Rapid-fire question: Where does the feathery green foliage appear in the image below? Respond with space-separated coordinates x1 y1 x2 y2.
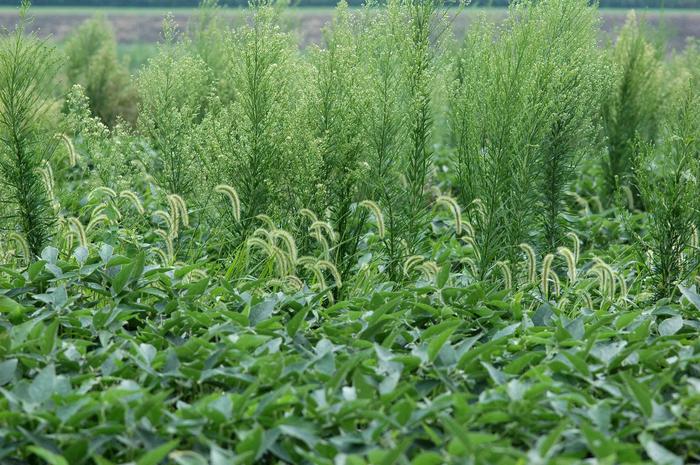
635 79 700 298
450 0 606 275
308 1 367 276
0 1 59 256
137 16 210 196
198 2 316 237
601 12 662 206
64 16 138 126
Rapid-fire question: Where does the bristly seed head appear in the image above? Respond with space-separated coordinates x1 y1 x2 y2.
214 184 241 222
68 217 88 248
495 260 512 290
119 190 145 215
359 200 385 238
435 195 463 236
519 243 537 284
541 253 554 298
557 246 577 283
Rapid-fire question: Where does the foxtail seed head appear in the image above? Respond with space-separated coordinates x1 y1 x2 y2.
168 194 189 228
495 261 512 290
57 133 78 166
359 200 385 238
150 247 169 266
461 257 478 277
299 208 318 224
247 236 274 257
119 190 145 215
557 247 577 283
617 272 628 300
403 255 425 276
284 275 304 292
214 184 241 222
317 260 342 288
153 210 176 237
270 245 293 277
591 259 615 301
621 185 635 211
461 222 476 239
68 217 88 248
253 228 272 241
39 162 54 197
166 197 180 233
87 214 109 233
302 261 327 290
566 232 581 263
519 243 537 284
310 221 337 243
186 269 208 281
7 232 30 264
435 195 463 236
470 198 487 223
88 186 117 201
417 261 439 281
310 229 330 259
463 236 481 262
541 253 555 298
548 270 560 297
154 229 174 262
581 291 593 310
256 214 276 230
271 229 298 264
566 191 590 215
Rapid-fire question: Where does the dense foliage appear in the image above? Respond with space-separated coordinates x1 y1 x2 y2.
1 0 700 464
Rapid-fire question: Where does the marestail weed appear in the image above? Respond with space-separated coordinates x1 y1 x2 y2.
0 1 60 257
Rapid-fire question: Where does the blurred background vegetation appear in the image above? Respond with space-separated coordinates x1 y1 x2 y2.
0 0 696 6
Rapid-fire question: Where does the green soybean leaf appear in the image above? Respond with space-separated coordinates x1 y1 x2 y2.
427 325 457 362
622 372 653 418
136 440 179 465
658 316 683 336
28 446 69 465
0 358 18 386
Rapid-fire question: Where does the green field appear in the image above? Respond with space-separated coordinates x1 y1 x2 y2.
1 0 700 464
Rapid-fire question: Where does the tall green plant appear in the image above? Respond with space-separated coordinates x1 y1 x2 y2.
401 0 442 254
189 0 228 82
635 81 700 299
308 1 368 275
601 12 661 206
137 16 210 196
0 2 59 257
198 2 316 237
64 16 137 126
449 0 605 276
354 0 406 278
355 0 445 279
533 0 605 251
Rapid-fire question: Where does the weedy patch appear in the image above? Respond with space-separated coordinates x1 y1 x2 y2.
1 0 700 464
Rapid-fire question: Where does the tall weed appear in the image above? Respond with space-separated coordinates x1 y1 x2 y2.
0 2 60 256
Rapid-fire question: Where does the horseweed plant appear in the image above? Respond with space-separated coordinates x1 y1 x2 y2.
601 12 662 206
0 1 59 257
634 79 700 298
449 0 604 277
64 16 137 126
